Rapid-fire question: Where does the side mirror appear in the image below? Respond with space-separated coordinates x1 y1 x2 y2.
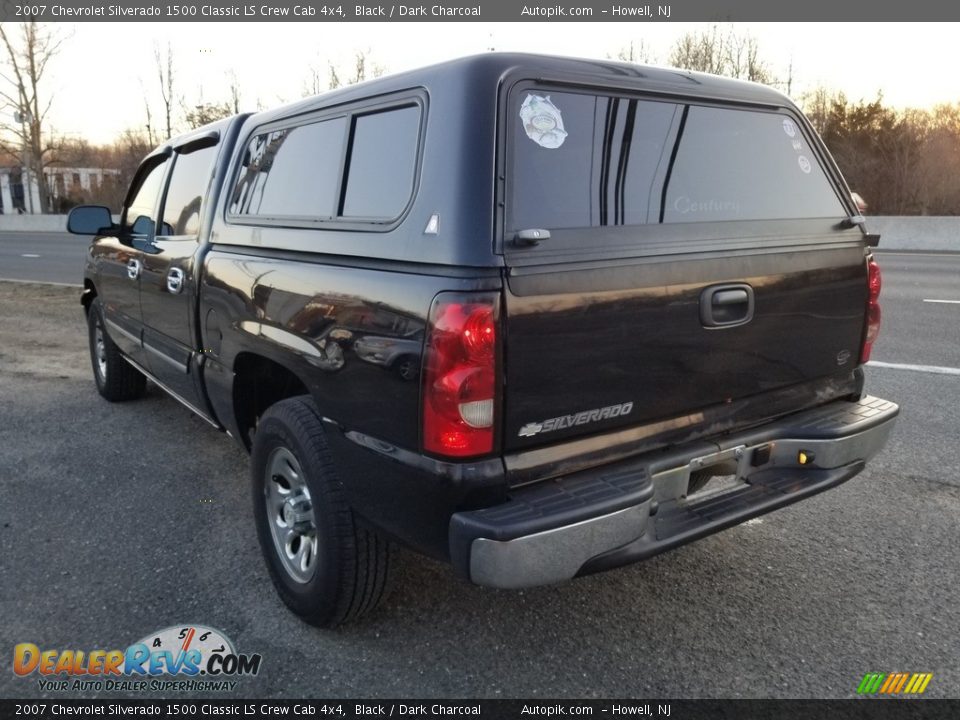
67 205 116 235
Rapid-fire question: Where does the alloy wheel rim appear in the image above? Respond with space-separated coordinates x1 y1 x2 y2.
398 358 417 380
94 319 108 380
264 446 318 584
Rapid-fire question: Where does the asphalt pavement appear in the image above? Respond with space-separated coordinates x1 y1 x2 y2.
0 232 87 286
0 242 958 700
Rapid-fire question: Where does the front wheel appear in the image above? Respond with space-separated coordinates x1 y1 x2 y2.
251 396 390 627
87 297 146 402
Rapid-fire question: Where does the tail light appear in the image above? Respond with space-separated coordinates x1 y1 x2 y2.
860 258 882 363
422 292 499 457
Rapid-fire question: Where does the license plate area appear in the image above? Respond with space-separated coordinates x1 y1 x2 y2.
683 471 745 504
652 445 751 505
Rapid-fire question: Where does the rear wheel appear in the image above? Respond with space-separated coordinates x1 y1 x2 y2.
393 355 420 381
251 395 390 627
87 297 146 402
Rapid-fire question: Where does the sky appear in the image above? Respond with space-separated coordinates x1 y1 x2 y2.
25 21 960 145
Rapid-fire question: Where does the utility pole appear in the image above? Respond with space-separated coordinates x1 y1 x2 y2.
14 108 33 213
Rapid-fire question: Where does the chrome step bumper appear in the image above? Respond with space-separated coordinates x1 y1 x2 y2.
450 396 898 589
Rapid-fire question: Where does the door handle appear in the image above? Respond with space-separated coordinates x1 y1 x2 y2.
167 267 185 294
127 259 141 280
700 283 754 328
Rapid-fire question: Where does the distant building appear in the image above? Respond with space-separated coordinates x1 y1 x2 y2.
0 157 119 214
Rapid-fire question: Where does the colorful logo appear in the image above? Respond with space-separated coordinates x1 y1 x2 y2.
13 625 261 693
857 672 933 695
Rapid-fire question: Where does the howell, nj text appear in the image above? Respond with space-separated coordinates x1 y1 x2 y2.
611 705 672 716
603 4 672 16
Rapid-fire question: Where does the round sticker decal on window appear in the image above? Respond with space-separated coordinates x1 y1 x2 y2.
520 94 568 149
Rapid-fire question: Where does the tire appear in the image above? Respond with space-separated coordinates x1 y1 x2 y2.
87 297 147 402
393 355 420 382
251 395 390 628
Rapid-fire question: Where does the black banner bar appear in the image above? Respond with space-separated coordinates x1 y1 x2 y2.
2 700 959 720
1 0 959 22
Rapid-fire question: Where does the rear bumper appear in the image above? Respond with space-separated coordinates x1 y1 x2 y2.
449 395 898 589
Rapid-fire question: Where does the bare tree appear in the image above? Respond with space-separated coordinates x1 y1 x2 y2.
350 50 384 84
181 69 242 128
668 25 772 83
101 129 154 210
724 33 771 83
799 86 835 135
0 21 65 213
138 79 157 146
184 101 232 129
352 52 367 84
323 50 384 93
668 25 726 75
154 42 176 140
611 40 656 64
303 65 325 97
783 57 794 97
800 88 960 215
327 62 341 90
227 70 241 114
918 105 960 215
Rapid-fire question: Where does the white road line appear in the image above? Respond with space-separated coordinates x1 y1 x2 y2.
0 277 82 288
20 253 40 258
923 299 960 304
868 361 960 376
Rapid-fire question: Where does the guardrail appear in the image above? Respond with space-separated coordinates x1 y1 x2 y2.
0 214 956 251
864 217 958 252
0 215 68 232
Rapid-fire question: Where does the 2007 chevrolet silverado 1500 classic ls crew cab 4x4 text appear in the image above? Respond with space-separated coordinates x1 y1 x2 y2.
68 54 898 627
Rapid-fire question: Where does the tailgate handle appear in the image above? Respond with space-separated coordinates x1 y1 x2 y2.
700 283 754 328
514 228 551 246
713 289 748 306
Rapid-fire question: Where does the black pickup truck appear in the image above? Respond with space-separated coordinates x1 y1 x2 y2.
68 53 898 627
